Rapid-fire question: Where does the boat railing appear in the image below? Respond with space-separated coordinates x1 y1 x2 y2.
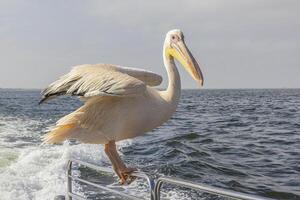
59 159 274 200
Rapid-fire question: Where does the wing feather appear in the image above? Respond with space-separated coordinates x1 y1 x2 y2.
111 65 162 86
39 64 148 104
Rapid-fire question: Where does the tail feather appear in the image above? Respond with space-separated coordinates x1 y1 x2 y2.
42 124 75 144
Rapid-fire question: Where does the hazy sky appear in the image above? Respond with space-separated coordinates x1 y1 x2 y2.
0 0 299 89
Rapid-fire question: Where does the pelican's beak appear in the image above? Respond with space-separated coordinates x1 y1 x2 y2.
168 40 204 86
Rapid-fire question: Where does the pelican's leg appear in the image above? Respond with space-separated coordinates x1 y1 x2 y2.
104 141 137 184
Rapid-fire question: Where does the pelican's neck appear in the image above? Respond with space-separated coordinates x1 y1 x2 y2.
162 47 181 106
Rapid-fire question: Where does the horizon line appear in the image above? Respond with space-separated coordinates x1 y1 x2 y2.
1 87 299 91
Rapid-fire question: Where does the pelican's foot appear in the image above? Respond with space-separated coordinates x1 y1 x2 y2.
118 167 137 185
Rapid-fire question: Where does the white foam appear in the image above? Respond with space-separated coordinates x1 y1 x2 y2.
0 115 131 200
0 116 190 200
0 116 71 200
1 145 65 199
0 116 44 148
0 140 108 200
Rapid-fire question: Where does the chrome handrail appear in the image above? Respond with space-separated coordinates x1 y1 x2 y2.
64 159 275 200
66 159 156 200
155 176 273 200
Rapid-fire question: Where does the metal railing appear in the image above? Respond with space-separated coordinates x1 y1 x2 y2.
66 159 155 200
64 159 274 200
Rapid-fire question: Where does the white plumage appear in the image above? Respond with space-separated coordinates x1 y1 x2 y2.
40 64 162 103
40 29 204 184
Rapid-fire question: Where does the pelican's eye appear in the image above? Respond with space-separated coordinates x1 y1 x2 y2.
172 35 176 40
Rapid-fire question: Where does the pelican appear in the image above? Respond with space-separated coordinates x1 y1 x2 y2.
40 29 204 184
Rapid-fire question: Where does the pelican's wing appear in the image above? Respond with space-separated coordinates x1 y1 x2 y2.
110 65 162 86
39 64 158 104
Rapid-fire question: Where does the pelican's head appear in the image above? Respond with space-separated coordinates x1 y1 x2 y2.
164 29 204 86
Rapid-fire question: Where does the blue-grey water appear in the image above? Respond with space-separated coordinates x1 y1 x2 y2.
0 89 299 200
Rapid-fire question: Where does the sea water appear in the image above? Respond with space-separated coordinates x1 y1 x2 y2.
0 89 299 200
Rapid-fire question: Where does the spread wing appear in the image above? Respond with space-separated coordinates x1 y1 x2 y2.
39 64 162 104
108 65 162 86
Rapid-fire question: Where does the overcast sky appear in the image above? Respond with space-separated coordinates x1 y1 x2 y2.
0 0 299 89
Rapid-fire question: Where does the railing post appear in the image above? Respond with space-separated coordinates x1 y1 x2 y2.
154 179 163 200
66 160 73 200
145 175 156 200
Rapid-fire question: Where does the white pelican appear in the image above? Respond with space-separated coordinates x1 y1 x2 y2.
40 29 204 184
